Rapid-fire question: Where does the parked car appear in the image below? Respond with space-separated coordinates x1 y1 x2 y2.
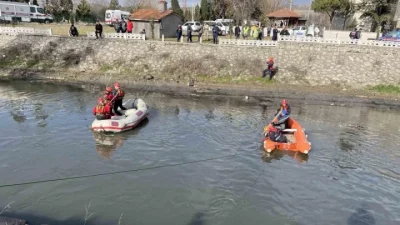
289 25 322 37
203 21 229 35
289 26 307 37
182 21 201 33
378 30 400 42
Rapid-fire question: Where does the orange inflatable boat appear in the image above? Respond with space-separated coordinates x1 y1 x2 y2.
263 117 311 154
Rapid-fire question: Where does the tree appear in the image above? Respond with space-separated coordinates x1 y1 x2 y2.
184 9 192 22
210 0 228 19
60 0 74 22
229 0 261 23
312 0 342 29
125 0 154 12
150 18 155 39
171 0 183 17
358 0 397 37
33 0 39 6
195 4 201 21
200 0 209 20
108 0 120 10
338 0 356 30
76 0 91 22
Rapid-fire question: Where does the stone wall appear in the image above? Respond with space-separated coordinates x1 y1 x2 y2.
0 35 399 88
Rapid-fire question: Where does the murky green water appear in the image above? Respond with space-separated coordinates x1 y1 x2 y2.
0 81 399 225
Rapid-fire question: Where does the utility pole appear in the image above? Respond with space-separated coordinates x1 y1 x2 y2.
289 0 293 10
183 0 187 12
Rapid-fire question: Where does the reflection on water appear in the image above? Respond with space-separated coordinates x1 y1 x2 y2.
93 133 124 160
0 81 400 225
92 118 150 160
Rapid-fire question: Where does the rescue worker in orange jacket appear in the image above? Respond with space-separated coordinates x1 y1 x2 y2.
92 97 112 120
113 82 127 116
262 56 275 80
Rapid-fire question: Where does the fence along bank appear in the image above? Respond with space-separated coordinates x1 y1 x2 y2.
0 1 53 23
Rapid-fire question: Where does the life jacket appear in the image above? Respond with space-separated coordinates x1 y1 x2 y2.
116 88 125 100
95 104 105 116
244 26 249 35
95 104 106 119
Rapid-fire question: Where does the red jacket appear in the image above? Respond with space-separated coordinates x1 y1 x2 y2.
92 104 112 119
127 21 133 32
104 92 114 102
267 59 274 69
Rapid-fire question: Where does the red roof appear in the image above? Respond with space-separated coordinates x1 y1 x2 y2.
130 9 175 21
267 8 301 18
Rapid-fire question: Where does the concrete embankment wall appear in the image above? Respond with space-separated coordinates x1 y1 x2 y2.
0 35 399 87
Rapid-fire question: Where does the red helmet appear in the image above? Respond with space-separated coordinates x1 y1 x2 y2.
114 82 120 87
282 99 287 106
106 87 112 92
98 97 104 104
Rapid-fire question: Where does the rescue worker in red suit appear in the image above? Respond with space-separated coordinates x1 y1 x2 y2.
92 97 112 120
104 87 114 101
113 82 127 116
262 56 274 80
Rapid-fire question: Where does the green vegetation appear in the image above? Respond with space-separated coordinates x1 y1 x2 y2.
108 0 120 10
76 0 93 23
171 0 184 18
196 74 277 85
368 85 400 94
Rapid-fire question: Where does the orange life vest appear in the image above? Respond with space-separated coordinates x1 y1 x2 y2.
95 104 105 116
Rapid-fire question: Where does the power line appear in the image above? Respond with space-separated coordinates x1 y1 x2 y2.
0 153 237 188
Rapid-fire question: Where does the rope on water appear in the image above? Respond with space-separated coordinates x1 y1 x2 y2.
0 153 237 188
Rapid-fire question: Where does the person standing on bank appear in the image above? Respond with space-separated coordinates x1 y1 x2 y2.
113 82 127 116
234 24 241 39
198 23 204 42
212 25 219 44
95 20 103 39
272 25 278 41
187 24 193 43
127 20 133 33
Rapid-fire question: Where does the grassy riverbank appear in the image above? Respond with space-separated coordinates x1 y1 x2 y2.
368 85 400 94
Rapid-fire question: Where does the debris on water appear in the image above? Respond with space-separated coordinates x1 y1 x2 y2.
245 96 249 100
330 103 335 106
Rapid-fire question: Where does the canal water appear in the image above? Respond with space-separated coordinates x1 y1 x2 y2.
0 81 399 225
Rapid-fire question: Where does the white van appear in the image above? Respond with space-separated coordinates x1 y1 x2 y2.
105 10 130 26
203 21 229 35
0 1 53 23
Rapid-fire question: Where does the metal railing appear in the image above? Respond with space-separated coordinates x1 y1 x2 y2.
218 36 400 48
87 32 145 41
0 26 52 36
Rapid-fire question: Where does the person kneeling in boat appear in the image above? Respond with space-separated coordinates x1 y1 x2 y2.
113 82 127 116
266 125 287 143
92 97 112 120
